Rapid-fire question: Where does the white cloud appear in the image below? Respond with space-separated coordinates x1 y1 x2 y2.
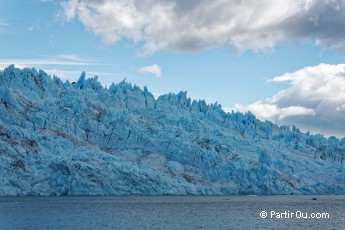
236 63 345 137
0 55 104 70
61 0 345 54
138 64 161 77
0 58 89 68
278 106 316 120
0 56 127 87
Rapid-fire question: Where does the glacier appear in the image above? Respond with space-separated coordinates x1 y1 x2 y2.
0 65 344 196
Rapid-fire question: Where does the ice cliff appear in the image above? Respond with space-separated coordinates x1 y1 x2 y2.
0 65 344 195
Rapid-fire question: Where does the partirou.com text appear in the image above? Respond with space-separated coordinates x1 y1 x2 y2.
260 210 330 219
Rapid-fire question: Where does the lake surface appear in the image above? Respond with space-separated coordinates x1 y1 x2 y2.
0 195 344 229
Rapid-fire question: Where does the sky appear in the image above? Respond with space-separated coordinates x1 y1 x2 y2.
1 0 345 137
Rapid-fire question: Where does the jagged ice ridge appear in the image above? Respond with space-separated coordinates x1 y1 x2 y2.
0 65 344 195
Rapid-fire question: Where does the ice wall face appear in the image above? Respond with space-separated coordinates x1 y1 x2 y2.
0 65 344 196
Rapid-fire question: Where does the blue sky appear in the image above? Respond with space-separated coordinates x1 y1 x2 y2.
1 0 345 137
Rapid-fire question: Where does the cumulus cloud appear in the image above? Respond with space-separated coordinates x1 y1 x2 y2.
138 64 161 77
61 0 345 54
236 63 345 137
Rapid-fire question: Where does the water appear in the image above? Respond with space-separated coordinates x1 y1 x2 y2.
0 195 344 229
